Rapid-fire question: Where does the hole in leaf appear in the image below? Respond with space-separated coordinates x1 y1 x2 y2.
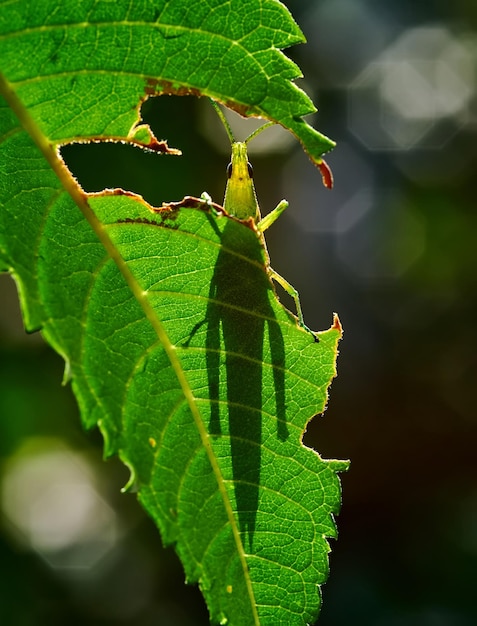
60 96 223 205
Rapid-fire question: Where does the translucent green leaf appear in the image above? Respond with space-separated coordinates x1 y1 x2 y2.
0 1 347 624
0 0 334 164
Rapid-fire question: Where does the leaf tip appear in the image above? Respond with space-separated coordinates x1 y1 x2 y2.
119 456 137 493
61 358 72 385
332 313 342 334
317 158 334 189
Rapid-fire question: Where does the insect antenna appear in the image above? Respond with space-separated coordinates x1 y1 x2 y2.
209 99 236 145
244 121 274 144
209 99 276 146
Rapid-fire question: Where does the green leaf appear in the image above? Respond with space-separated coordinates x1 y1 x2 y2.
0 0 334 163
0 1 346 624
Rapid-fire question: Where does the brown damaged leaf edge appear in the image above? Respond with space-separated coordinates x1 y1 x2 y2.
331 312 343 334
317 159 334 189
159 195 225 214
61 133 181 156
159 196 259 232
88 188 181 223
144 78 252 118
145 77 203 100
90 189 241 231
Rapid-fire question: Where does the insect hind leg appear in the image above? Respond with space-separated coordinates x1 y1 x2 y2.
269 269 317 340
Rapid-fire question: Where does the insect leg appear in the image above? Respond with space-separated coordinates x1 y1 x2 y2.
269 268 316 338
257 200 289 232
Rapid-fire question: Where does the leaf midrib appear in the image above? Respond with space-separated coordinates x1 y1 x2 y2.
0 70 261 624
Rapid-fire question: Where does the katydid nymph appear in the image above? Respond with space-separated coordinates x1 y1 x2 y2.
211 100 317 336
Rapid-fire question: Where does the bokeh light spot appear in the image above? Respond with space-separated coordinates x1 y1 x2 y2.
348 26 475 150
1 439 119 570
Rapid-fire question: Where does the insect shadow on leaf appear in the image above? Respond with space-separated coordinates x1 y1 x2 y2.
182 212 288 549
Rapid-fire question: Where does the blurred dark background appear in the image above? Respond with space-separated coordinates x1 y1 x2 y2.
1 1 477 624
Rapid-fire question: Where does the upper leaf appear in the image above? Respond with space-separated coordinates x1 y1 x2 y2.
0 0 334 162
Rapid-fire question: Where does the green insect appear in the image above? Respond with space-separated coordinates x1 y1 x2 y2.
211 100 330 335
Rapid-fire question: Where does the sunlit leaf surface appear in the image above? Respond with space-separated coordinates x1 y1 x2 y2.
0 2 346 624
